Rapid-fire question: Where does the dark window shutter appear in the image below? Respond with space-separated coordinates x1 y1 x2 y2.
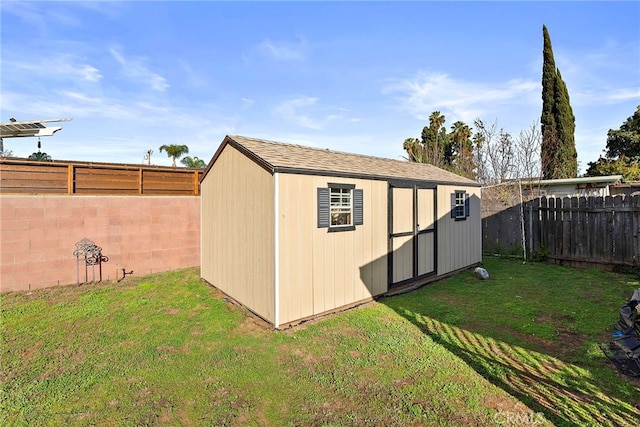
450 193 456 218
465 193 470 218
354 189 363 225
317 187 330 228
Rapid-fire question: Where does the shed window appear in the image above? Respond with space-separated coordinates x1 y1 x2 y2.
331 188 352 226
450 190 470 221
318 184 363 231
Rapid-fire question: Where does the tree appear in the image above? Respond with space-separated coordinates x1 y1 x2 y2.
429 111 446 166
473 119 514 185
0 138 13 158
585 105 640 179
159 144 189 167
514 121 542 186
585 155 640 181
540 25 577 179
402 112 479 180
402 137 426 163
450 121 475 179
604 105 640 159
180 156 207 168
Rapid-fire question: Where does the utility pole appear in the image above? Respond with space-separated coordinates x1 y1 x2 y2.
144 149 153 165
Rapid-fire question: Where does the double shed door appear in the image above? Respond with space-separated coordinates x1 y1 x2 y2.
389 183 437 287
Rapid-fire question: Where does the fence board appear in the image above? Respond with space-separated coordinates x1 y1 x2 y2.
569 197 578 259
594 197 604 261
578 197 587 259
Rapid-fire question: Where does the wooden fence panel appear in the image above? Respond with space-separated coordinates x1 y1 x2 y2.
524 195 640 266
0 159 201 196
482 205 523 254
486 195 640 267
0 162 68 193
75 167 139 193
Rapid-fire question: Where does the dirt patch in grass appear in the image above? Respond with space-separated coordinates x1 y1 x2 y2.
482 393 533 414
21 341 43 359
230 314 272 337
155 345 180 354
533 314 590 357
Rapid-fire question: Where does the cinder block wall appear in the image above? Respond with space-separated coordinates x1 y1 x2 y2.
0 195 200 292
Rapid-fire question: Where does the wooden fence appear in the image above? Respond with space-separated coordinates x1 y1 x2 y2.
482 205 524 255
0 158 202 196
527 195 640 266
484 195 640 267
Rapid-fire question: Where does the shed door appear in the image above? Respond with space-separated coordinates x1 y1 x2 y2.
389 184 436 288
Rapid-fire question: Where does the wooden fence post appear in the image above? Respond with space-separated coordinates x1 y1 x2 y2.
67 164 74 194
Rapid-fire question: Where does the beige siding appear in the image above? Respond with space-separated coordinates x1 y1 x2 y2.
201 145 275 323
436 185 482 275
277 174 388 325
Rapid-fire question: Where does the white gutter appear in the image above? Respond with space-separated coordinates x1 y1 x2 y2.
274 172 280 329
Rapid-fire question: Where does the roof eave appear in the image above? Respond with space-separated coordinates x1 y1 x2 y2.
272 166 481 186
200 135 277 183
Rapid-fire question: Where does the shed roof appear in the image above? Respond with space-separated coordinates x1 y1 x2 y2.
203 135 479 186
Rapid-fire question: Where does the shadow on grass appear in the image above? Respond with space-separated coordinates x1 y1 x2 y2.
385 303 639 426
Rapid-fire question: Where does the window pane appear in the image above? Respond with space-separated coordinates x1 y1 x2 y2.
330 188 352 226
331 213 351 226
454 191 466 218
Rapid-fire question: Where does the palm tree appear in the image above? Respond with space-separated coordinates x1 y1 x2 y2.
180 156 206 168
429 111 446 166
451 121 472 152
450 121 474 179
159 144 189 167
403 137 427 163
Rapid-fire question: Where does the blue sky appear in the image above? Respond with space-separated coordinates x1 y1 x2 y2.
1 1 639 173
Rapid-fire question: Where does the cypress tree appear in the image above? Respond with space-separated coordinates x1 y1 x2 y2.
541 25 577 179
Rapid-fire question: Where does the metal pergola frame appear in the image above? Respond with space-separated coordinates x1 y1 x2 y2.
0 118 72 139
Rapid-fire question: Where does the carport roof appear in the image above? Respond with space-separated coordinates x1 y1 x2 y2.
203 135 480 186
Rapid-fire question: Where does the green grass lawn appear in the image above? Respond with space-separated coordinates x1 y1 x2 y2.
1 258 639 426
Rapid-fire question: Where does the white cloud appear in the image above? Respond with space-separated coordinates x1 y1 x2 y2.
79 64 102 82
273 96 322 130
109 47 169 92
5 54 102 83
271 96 363 131
257 37 307 61
382 72 539 124
574 88 640 105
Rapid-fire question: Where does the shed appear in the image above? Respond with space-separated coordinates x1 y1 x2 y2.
201 135 482 328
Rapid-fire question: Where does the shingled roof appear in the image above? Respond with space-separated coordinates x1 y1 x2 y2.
203 135 479 186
